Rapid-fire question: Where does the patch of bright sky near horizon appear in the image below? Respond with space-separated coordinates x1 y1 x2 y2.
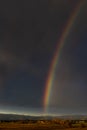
0 105 44 116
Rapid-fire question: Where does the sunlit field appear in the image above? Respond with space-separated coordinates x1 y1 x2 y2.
0 119 87 130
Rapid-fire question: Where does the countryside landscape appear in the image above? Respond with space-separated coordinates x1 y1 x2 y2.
0 114 87 129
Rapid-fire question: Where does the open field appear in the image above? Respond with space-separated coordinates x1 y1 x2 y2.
0 124 87 130
0 122 87 130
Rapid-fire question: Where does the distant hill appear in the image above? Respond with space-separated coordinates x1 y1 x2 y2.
0 113 53 120
57 115 87 120
0 113 87 120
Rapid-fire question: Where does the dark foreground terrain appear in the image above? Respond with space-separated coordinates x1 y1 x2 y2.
0 124 87 130
0 119 87 130
0 125 87 130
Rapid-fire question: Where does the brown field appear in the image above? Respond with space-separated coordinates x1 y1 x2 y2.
0 123 87 130
0 119 87 130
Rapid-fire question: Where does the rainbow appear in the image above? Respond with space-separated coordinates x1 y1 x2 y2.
43 1 84 112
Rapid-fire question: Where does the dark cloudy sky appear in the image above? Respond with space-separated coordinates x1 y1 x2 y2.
0 0 87 115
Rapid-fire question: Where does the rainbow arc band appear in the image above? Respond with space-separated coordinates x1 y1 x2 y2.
43 1 84 113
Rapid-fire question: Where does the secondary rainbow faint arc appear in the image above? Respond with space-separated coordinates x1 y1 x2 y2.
43 1 84 112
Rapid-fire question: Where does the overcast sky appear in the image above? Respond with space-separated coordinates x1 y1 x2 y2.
0 0 87 115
